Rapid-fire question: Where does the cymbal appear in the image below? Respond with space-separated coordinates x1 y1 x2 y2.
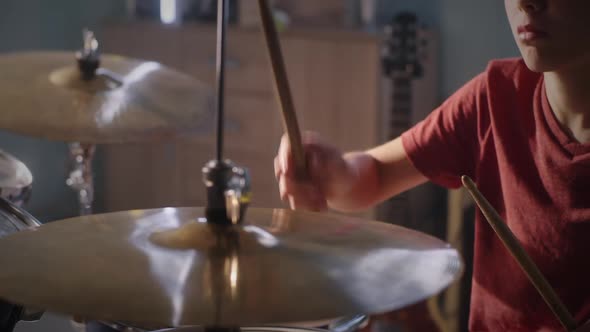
0 51 214 143
0 207 462 327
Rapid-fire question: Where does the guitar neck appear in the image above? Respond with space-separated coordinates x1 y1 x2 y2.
389 74 413 138
379 12 422 227
383 72 413 225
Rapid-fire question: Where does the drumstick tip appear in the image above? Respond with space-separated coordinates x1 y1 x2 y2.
461 175 473 188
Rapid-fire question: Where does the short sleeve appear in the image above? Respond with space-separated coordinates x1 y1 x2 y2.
401 72 488 189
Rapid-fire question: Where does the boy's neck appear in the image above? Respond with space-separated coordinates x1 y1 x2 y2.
544 59 590 144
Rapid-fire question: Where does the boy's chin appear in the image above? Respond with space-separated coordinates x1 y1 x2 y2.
518 45 564 73
520 46 590 73
521 55 559 73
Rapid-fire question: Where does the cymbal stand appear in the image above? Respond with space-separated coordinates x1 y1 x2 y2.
202 0 250 227
203 227 242 332
198 2 249 331
66 143 96 216
66 29 100 216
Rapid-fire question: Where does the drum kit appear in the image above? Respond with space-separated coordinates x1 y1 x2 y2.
0 1 465 332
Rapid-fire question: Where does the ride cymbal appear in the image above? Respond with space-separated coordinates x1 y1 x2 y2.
0 207 462 327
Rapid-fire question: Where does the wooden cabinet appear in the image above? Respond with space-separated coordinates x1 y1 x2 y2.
99 20 381 216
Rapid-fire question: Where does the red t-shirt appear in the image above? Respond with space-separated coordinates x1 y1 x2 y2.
402 58 590 331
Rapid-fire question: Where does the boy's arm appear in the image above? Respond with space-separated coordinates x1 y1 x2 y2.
328 137 428 212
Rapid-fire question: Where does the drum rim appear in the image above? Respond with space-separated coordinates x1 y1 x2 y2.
0 197 41 229
105 314 368 332
153 327 329 332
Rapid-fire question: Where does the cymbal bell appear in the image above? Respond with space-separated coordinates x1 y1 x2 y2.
0 208 462 327
0 51 214 143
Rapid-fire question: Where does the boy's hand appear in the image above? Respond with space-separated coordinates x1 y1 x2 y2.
274 132 356 211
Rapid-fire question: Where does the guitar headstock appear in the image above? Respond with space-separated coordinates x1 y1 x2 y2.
382 12 425 78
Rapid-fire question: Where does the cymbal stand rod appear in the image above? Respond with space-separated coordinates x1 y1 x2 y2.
66 143 96 216
214 0 229 162
76 29 100 80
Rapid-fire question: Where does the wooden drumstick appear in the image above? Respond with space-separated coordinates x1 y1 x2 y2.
257 0 307 179
461 175 578 331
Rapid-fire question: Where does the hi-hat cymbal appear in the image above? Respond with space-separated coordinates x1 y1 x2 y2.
0 51 213 143
0 208 462 327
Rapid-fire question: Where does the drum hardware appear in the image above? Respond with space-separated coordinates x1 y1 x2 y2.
0 197 40 230
201 0 251 230
66 142 96 216
65 30 100 216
